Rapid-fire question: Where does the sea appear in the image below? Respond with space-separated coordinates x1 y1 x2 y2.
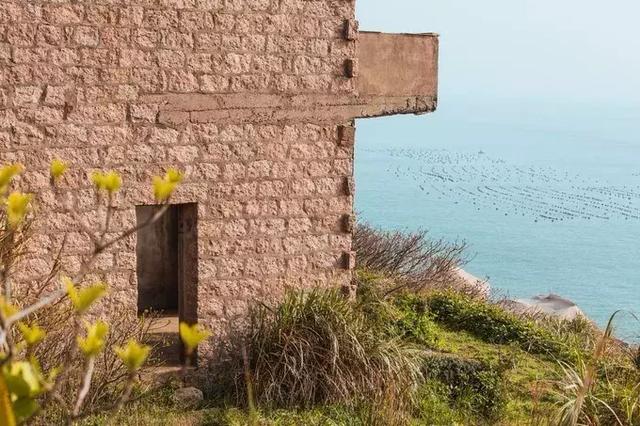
354 98 640 341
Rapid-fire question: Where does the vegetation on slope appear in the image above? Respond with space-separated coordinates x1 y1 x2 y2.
37 223 640 425
83 277 639 425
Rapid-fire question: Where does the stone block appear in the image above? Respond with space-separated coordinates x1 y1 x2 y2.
130 103 158 123
338 124 355 146
344 58 358 78
341 214 354 233
343 19 359 41
341 251 356 270
73 26 100 47
343 176 355 196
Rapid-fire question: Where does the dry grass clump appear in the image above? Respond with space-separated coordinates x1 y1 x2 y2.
353 223 471 295
246 288 426 414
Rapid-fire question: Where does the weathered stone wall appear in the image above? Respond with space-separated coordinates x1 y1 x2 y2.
0 0 358 359
0 0 438 361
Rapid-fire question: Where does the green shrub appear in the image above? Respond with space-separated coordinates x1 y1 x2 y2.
247 289 426 411
422 354 506 420
355 274 443 349
427 292 568 359
0 162 189 424
392 293 443 349
411 380 466 425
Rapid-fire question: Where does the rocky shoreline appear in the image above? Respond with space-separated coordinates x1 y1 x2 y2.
454 268 585 321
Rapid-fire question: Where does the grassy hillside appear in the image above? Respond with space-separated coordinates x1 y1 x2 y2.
77 225 639 426
80 271 639 426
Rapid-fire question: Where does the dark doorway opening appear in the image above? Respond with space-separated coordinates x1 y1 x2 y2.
136 203 198 366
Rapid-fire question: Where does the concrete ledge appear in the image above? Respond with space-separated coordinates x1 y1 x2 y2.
140 93 436 126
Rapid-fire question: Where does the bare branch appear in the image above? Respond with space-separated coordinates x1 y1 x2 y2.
353 222 469 295
72 356 96 417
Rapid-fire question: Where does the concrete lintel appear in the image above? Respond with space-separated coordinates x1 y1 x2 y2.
139 93 436 126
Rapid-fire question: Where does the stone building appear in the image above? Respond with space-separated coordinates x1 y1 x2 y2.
0 0 437 362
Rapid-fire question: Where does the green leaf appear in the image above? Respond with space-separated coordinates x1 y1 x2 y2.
114 340 151 372
12 397 38 423
0 297 18 318
179 322 212 353
165 168 184 184
5 192 32 229
17 323 46 346
0 163 24 195
2 362 42 398
49 158 68 181
65 278 107 314
152 176 177 202
77 321 109 357
91 170 122 194
0 374 17 426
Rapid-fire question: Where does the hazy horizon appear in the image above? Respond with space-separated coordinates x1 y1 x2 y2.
357 0 640 107
355 1 640 337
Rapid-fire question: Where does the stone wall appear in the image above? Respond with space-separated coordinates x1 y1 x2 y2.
0 0 438 361
0 0 358 359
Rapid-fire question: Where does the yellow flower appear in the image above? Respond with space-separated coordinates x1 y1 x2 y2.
91 170 122 194
0 163 24 192
6 192 32 228
49 159 68 181
64 278 107 314
17 323 46 346
179 322 211 354
77 321 109 357
114 340 151 372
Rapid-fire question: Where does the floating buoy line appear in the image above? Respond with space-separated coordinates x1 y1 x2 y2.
369 148 640 222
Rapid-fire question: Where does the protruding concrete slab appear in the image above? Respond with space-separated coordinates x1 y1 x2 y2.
357 32 439 98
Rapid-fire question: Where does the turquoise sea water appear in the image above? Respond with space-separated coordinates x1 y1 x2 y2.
355 99 640 340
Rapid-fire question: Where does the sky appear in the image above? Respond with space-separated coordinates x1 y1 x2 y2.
357 0 640 107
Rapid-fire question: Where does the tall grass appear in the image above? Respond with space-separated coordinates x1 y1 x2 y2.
552 311 640 426
246 288 426 415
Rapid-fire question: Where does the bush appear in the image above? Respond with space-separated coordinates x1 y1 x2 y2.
0 162 198 424
353 223 468 294
421 354 506 420
411 380 466 425
391 293 443 350
354 273 442 350
427 292 568 359
246 288 426 413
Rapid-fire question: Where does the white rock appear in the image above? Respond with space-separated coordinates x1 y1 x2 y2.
502 294 585 321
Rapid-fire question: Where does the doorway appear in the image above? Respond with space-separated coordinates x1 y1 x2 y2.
136 203 198 365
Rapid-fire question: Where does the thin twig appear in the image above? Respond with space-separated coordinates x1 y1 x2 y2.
5 288 66 325
96 204 169 254
72 356 96 417
114 373 136 413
